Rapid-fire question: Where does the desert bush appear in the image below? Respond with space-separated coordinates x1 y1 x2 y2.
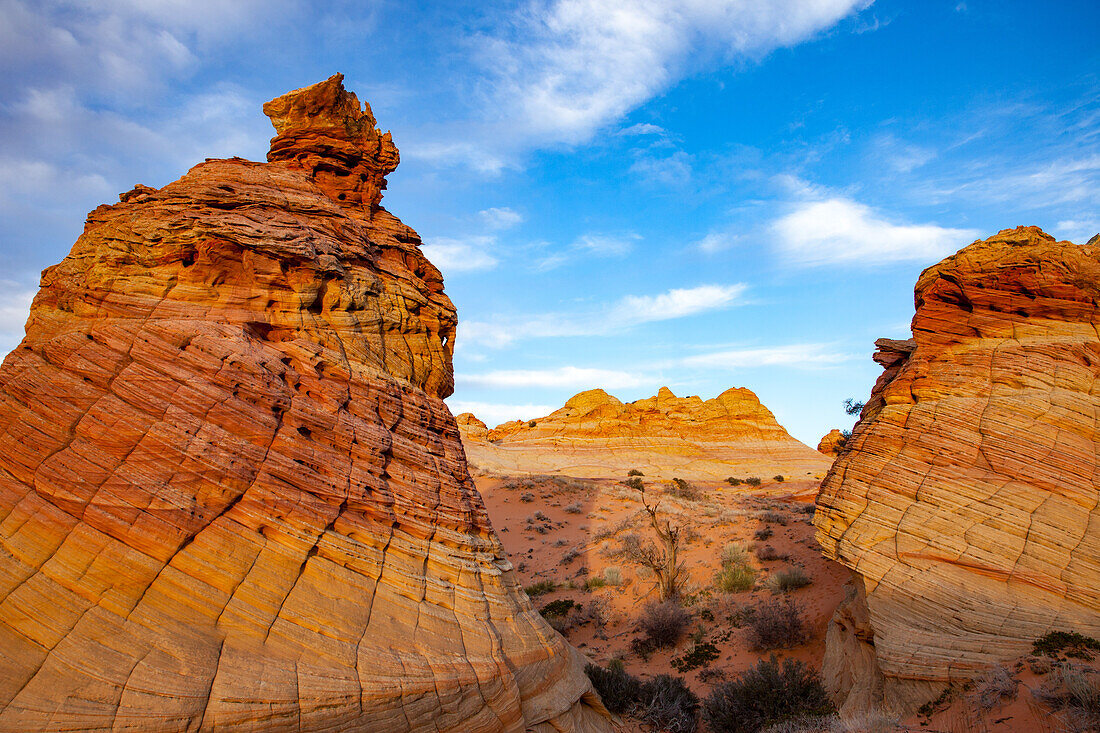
584 575 607 590
1033 630 1100 660
585 660 644 715
563 501 583 514
773 475 785 483
639 674 699 733
672 640 720 672
524 580 556 596
745 477 762 487
560 547 581 565
602 566 623 585
761 510 788 525
628 468 644 476
540 598 580 632
755 526 774 541
1034 662 1100 730
636 600 692 650
755 545 783 562
669 477 703 501
520 492 535 502
766 567 812 593
744 597 809 650
761 712 899 733
727 477 742 486
796 503 816 515
716 543 757 593
971 665 1017 710
703 655 833 733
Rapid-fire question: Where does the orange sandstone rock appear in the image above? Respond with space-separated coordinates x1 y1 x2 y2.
0 75 609 732
458 387 830 480
816 429 846 457
815 227 1100 716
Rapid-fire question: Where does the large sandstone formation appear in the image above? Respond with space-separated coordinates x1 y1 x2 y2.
0 75 609 731
457 386 830 480
815 227 1100 716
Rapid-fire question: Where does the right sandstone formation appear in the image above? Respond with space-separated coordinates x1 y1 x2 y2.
815 226 1100 716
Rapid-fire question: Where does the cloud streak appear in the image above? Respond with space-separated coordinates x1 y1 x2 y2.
457 366 648 390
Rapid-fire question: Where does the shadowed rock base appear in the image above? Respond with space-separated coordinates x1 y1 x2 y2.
0 75 610 732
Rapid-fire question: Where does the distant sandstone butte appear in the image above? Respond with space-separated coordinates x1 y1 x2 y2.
816 429 846 457
815 226 1100 716
0 75 609 732
457 386 830 480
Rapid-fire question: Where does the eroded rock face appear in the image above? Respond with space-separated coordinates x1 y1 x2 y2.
0 75 609 732
815 227 1100 716
817 429 846 457
458 386 830 480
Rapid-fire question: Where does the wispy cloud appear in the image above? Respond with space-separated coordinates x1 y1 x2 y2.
444 399 557 427
771 196 978 266
619 122 667 136
479 206 524 230
457 366 648 389
535 232 641 270
678 343 854 369
420 236 499 273
462 282 748 347
1055 219 1100 243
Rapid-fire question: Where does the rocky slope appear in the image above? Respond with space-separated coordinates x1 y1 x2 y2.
815 227 1100 717
458 386 830 480
0 75 609 732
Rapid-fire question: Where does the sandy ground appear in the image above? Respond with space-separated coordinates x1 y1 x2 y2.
475 471 849 696
475 470 1096 732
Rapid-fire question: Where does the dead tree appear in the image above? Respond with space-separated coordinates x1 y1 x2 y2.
621 477 685 601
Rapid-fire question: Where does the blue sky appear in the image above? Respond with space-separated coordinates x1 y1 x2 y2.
1 1 1097 445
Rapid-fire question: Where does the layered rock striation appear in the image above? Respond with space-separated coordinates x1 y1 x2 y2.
457 386 830 480
817 429 846 457
815 227 1100 716
0 75 609 731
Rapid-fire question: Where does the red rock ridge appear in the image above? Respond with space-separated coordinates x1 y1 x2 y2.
0 75 609 732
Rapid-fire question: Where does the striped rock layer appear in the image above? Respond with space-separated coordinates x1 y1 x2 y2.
815 227 1100 716
458 386 830 481
0 75 609 732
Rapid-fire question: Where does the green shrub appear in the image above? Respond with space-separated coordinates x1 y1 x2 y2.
628 468 644 476
672 640 720 672
585 660 643 715
726 477 742 486
524 580 556 596
1033 631 1100 660
716 543 757 593
773 475 784 483
702 655 833 733
540 598 578 618
669 477 702 501
585 575 608 591
766 567 812 593
745 477 762 487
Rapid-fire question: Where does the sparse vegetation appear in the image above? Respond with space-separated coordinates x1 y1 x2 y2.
773 475 784 483
540 598 580 632
638 674 699 733
585 660 643 715
559 547 580 564
528 420 537 427
628 468 644 476
602 566 622 586
1034 662 1100 731
754 526 774 541
745 477 762 487
1033 631 1100 660
760 510 788 525
563 501 583 514
844 398 864 415
619 476 687 600
755 545 785 562
766 566 812 593
971 665 1017 710
744 597 809 650
672 640 720 672
634 600 692 653
520 492 534 502
702 655 833 733
715 543 757 593
669 477 703 501
523 580 556 596
727 477 742 486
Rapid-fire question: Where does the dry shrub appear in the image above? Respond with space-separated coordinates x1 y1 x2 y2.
563 501 584 514
760 510 789 525
716 543 757 593
971 665 1018 710
745 597 808 650
1034 662 1100 730
766 566 812 593
639 674 699 733
703 655 832 733
669 477 703 501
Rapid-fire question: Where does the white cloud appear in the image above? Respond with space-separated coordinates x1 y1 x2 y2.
440 0 872 164
574 233 639 257
444 399 557 427
0 282 34 359
612 284 747 323
629 150 693 186
457 366 648 389
420 236 499 273
479 206 524 230
619 122 666 136
679 343 854 369
1055 219 1100 243
461 282 748 348
772 197 979 266
694 231 742 253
